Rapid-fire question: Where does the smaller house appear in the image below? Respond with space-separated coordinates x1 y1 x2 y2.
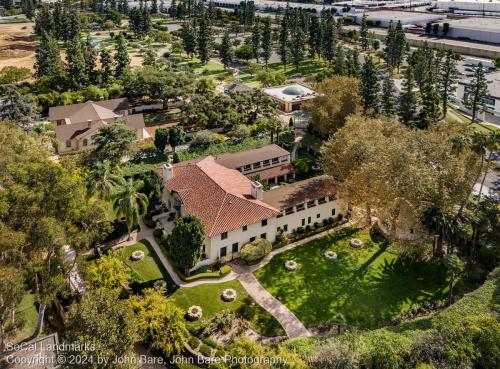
224 82 253 94
49 98 146 153
214 144 295 184
262 83 317 113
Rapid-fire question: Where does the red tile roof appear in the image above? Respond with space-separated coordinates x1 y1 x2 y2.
246 163 296 181
165 157 280 237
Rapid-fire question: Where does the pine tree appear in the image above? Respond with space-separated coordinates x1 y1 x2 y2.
393 21 406 71
83 37 97 84
437 50 461 118
360 13 369 50
151 0 158 13
399 66 417 127
308 15 320 59
360 57 380 115
384 21 396 69
197 9 213 64
464 63 489 123
35 5 54 36
251 17 261 62
53 1 64 39
322 15 336 63
66 37 88 88
114 35 130 77
35 32 63 79
100 48 114 85
346 49 361 78
219 30 233 69
181 22 197 58
333 44 347 76
278 16 289 70
261 17 272 66
291 27 305 72
381 73 396 116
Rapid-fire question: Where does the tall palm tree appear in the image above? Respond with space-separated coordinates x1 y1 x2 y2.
112 179 148 239
444 254 464 305
87 161 126 200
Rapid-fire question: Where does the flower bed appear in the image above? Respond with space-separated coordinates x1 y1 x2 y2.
324 251 338 261
130 250 145 261
284 260 298 271
350 238 364 248
221 288 237 302
187 305 203 321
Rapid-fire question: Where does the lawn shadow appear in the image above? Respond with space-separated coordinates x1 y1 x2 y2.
235 297 285 337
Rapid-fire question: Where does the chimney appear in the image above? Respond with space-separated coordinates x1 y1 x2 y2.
163 163 173 181
251 181 263 200
87 119 92 128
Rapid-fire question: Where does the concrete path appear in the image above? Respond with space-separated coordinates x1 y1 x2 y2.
237 272 311 338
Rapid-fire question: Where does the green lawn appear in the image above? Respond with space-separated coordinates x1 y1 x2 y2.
16 292 38 340
170 280 285 337
255 227 451 329
119 240 175 293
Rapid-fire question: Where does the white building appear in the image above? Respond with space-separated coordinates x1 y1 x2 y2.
444 18 500 44
354 10 446 27
455 69 500 119
433 0 500 15
161 157 343 265
262 83 317 113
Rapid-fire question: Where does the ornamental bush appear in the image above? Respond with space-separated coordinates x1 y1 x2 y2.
240 238 272 263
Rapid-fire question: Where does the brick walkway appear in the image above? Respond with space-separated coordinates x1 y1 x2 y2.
237 272 311 338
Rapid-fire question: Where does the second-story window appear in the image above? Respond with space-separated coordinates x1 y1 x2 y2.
296 203 305 211
261 219 267 226
253 162 261 169
221 232 228 240
285 207 294 215
244 165 251 172
307 200 316 208
272 157 279 164
263 160 270 167
318 197 327 204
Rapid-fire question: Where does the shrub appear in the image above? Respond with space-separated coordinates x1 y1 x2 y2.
215 350 226 358
199 344 212 357
153 228 163 239
338 213 343 221
296 226 305 234
188 336 201 349
219 265 232 276
305 225 312 233
240 238 272 263
189 130 224 149
322 218 329 227
313 222 320 229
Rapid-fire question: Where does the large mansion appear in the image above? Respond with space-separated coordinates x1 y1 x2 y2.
161 153 344 265
49 98 147 153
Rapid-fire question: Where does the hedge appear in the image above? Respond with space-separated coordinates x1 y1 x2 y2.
240 238 272 264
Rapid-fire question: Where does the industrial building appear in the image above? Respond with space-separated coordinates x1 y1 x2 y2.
444 18 500 44
352 10 446 26
433 0 500 16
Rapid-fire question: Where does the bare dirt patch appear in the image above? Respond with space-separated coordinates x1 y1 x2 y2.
0 23 36 71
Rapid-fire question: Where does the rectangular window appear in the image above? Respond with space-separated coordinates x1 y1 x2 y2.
296 203 305 212
329 195 336 202
65 140 72 148
236 167 243 172
308 216 311 224
318 197 327 204
283 224 288 231
253 162 261 169
260 233 267 239
242 225 247 232
220 247 227 258
221 232 228 240
301 218 305 226
307 200 316 208
285 207 294 215
250 236 256 242
272 157 279 164
263 160 270 167
261 219 267 226
232 243 239 253
332 208 336 216
244 165 251 172
280 156 288 162
317 213 321 218
82 139 88 146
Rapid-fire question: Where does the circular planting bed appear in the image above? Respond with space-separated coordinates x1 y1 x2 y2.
187 305 203 321
350 238 364 249
130 250 145 261
324 251 338 261
153 280 167 289
221 288 237 302
285 260 298 271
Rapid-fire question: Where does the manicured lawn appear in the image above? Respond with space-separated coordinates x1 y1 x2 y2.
119 240 175 291
169 280 286 337
16 292 38 340
254 227 450 329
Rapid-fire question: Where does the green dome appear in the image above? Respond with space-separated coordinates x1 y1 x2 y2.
282 86 306 96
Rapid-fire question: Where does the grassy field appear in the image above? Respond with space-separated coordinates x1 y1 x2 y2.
120 240 165 282
170 280 286 337
15 292 38 340
255 227 452 329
